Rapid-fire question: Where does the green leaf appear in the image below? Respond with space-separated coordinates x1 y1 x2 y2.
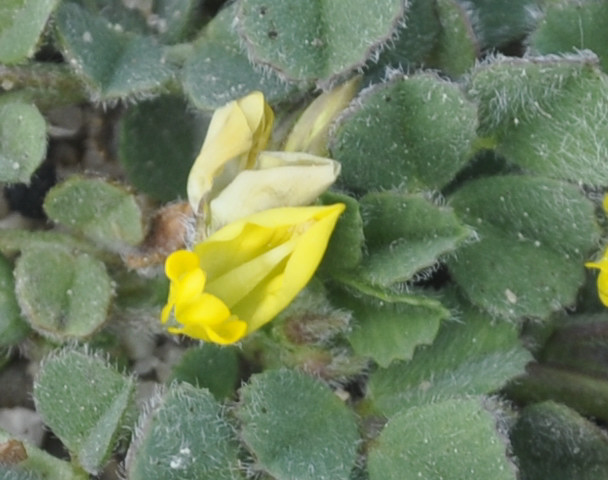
447 175 599 319
319 191 364 275
0 229 102 258
44 177 144 249
367 290 532 416
0 102 47 184
428 0 478 77
530 1 608 72
153 0 199 44
358 192 472 286
55 2 175 101
68 0 148 34
331 73 477 193
125 383 243 480
15 246 113 340
506 362 608 423
0 0 58 64
182 3 298 110
539 312 608 378
0 253 29 346
511 401 608 480
169 344 240 400
368 397 516 480
33 348 136 474
236 0 405 84
236 369 359 480
468 55 608 186
456 0 540 49
0 428 88 480
337 287 448 367
364 0 442 81
118 96 207 202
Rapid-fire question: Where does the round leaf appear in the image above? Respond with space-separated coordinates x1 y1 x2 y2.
183 4 298 110
447 175 600 319
511 401 608 480
126 383 243 480
33 348 135 474
237 0 405 83
368 397 516 480
44 177 144 249
55 2 174 101
0 0 58 64
119 96 206 202
236 369 359 480
0 102 47 184
530 1 608 72
331 74 477 193
468 55 608 186
15 246 113 340
169 344 239 400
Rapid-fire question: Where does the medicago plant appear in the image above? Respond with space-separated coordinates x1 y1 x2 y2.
2 0 608 479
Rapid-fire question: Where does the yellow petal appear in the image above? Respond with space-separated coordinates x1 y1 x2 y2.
168 325 210 342
208 151 341 229
284 77 359 156
598 270 608 306
237 92 274 168
205 236 297 308
163 203 344 343
206 204 341 243
165 250 200 281
160 296 174 324
187 91 274 213
174 269 206 306
195 222 290 281
230 204 345 332
176 292 231 327
587 257 608 306
170 293 247 344
205 316 248 344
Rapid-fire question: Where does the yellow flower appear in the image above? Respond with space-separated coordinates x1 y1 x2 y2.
161 203 345 344
586 256 608 306
186 91 342 231
586 194 608 306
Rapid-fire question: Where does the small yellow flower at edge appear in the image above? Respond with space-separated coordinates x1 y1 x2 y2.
586 256 608 306
586 194 608 306
161 203 345 344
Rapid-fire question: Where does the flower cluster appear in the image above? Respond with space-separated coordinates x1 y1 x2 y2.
162 89 352 344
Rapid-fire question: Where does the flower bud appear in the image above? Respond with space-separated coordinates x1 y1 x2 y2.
187 91 274 214
283 77 359 156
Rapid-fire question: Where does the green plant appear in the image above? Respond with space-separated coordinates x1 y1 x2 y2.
2 1 608 479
